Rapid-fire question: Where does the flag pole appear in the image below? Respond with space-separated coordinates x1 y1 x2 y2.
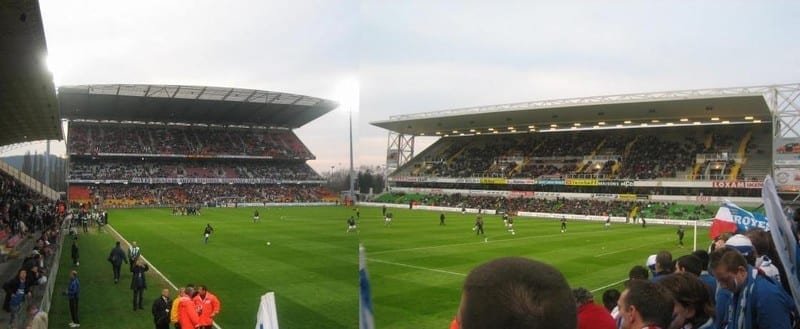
349 108 355 204
693 219 698 251
359 244 375 329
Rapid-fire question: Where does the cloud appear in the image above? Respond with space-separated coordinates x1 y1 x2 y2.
24 0 800 176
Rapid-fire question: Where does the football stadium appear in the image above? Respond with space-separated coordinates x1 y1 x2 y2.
5 1 800 329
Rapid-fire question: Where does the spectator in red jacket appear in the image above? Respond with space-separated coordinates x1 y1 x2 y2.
574 288 616 329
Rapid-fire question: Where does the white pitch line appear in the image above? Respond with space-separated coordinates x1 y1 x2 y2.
370 256 626 293
590 278 628 293
594 246 639 257
369 230 598 255
368 258 467 277
107 225 223 329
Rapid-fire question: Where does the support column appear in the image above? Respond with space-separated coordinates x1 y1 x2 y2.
770 84 800 192
384 131 415 181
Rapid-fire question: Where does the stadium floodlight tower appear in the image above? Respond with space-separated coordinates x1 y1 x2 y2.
768 83 800 195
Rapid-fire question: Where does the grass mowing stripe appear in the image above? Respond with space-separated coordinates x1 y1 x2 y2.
58 206 708 329
594 245 639 257
368 258 467 277
369 229 607 255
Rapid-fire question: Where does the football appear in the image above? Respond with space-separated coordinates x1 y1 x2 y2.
267 242 271 246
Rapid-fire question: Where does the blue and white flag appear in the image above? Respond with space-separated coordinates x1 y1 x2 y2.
762 176 800 314
360 244 375 329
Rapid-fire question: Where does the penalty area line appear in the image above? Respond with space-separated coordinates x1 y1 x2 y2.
368 258 466 277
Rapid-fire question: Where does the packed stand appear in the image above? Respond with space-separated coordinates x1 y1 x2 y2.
377 192 716 219
84 183 327 207
400 125 766 180
615 135 698 180
69 159 320 181
68 123 313 159
0 171 67 329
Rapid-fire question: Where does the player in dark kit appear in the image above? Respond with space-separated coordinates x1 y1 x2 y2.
676 225 685 247
253 210 260 223
439 213 446 226
347 216 357 232
384 212 392 227
203 224 214 244
474 215 484 236
560 216 567 233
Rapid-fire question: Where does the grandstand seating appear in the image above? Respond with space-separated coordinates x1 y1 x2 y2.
68 122 314 159
69 160 319 181
68 186 92 200
375 192 716 219
90 184 326 207
68 121 329 207
395 125 769 181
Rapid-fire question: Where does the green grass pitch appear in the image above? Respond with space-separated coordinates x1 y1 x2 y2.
47 206 710 329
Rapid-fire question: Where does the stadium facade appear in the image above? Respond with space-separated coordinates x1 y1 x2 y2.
59 84 338 207
371 84 800 206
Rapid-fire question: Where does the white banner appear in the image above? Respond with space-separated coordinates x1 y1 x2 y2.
255 292 279 329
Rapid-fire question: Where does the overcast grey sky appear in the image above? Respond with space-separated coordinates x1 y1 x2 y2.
26 0 800 174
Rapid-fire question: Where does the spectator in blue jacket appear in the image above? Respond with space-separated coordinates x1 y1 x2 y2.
66 270 80 328
711 247 796 329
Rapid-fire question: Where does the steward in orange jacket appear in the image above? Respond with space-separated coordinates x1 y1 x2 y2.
193 285 221 329
178 287 200 329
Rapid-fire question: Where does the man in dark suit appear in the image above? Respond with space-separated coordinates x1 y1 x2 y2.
108 241 127 283
152 288 172 329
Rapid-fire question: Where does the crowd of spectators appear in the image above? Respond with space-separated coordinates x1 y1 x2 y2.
405 126 763 180
83 183 328 207
615 135 698 180
0 170 66 328
68 123 313 159
69 160 320 181
514 161 579 178
379 192 716 219
448 203 799 329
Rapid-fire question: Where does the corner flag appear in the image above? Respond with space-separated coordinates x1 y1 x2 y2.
360 244 375 329
762 176 800 314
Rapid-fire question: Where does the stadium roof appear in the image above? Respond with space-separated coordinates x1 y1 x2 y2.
371 85 780 136
0 0 64 145
59 84 338 128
